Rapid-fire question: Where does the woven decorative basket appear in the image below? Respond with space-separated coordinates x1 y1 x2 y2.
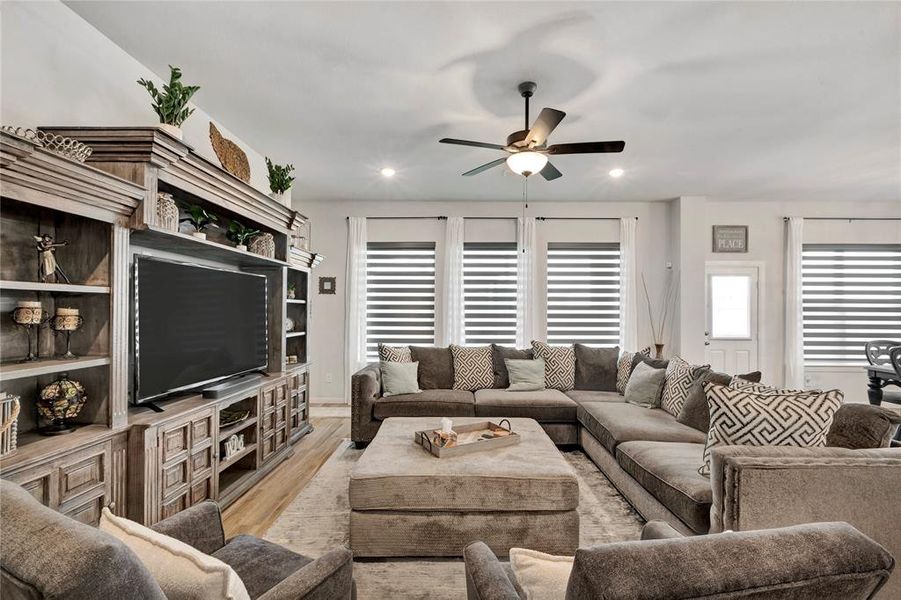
249 232 275 258
156 192 180 232
1 393 20 458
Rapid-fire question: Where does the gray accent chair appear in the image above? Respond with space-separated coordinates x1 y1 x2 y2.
464 520 895 600
0 480 355 600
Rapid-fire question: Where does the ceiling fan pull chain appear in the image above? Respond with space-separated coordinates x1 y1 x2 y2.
522 178 528 254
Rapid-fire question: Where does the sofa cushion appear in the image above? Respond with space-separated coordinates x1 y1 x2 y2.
565 390 624 404
616 347 650 393
378 343 412 362
615 441 711 534
491 344 534 388
213 535 311 600
373 389 474 419
660 356 709 417
451 344 494 391
474 389 577 422
827 403 901 449
573 344 619 391
577 402 707 454
410 346 455 389
532 341 576 391
0 480 165 600
624 362 667 408
677 370 762 432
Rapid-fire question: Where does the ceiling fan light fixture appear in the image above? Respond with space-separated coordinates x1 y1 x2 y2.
506 151 548 177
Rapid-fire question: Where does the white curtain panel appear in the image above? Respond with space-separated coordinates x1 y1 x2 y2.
441 217 466 345
619 217 638 350
344 216 368 402
784 217 805 388
516 216 536 347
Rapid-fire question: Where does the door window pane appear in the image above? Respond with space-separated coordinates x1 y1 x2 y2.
710 275 750 338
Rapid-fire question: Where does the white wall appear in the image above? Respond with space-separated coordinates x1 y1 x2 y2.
1 1 271 194
302 198 674 402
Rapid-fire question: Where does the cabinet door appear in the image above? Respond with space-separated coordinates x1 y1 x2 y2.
160 423 190 464
58 446 108 505
5 464 54 507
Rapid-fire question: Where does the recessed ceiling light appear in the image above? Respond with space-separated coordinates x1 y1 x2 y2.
380 167 396 178
609 168 624 178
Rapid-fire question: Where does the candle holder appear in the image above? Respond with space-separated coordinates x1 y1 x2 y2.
51 310 84 359
10 305 50 362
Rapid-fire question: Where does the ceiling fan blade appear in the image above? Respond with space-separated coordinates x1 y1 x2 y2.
546 141 625 155
439 138 507 151
525 108 566 146
462 157 507 176
539 161 563 181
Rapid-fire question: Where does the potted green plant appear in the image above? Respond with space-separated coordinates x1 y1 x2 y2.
137 65 200 140
180 205 218 240
226 220 261 251
266 158 295 205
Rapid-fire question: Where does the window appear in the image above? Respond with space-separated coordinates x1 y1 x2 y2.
365 242 436 360
546 243 621 346
463 242 518 346
708 275 751 339
802 243 901 366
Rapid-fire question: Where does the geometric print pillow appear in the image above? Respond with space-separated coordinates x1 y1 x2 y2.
531 341 576 391
661 356 709 417
378 344 412 363
450 345 494 391
699 382 843 476
616 346 651 394
727 378 817 395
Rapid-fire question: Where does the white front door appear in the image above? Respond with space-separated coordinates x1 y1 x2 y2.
705 264 760 373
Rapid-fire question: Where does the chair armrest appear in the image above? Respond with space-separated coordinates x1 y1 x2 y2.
351 362 381 443
151 500 225 554
640 520 684 541
258 547 354 600
463 542 522 600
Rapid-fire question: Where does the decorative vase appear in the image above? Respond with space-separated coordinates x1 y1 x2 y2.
158 123 183 140
156 192 179 232
191 231 207 240
287 288 296 300
235 244 247 252
286 317 295 332
654 343 665 359
269 188 291 207
249 232 275 258
37 374 86 435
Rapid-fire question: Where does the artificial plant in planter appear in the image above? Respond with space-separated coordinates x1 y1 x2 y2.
266 158 295 205
226 220 260 251
181 205 218 240
137 65 200 140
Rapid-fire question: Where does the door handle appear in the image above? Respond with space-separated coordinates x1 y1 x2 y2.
704 341 710 346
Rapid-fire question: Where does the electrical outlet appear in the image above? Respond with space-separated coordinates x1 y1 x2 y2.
326 372 334 384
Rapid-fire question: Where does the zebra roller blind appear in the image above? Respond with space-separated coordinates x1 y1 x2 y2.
802 243 901 366
463 242 518 346
365 242 436 360
547 242 621 346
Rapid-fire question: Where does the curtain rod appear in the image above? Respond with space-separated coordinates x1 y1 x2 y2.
348 216 637 221
783 217 901 221
536 217 635 221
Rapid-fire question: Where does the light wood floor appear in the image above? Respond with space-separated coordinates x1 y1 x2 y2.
222 414 350 538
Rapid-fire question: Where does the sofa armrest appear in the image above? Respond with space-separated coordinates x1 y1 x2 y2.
151 500 225 554
640 520 684 541
258 547 354 600
351 362 381 443
463 542 522 600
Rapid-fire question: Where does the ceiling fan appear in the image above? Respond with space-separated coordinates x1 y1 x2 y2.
439 81 625 181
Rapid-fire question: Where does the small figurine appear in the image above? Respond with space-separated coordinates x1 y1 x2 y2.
34 234 70 283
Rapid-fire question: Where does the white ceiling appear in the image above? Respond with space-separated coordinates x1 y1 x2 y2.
68 1 900 204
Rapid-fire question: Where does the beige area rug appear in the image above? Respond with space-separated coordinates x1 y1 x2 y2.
265 441 644 599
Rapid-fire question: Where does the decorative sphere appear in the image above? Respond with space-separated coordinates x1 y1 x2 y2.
37 374 86 433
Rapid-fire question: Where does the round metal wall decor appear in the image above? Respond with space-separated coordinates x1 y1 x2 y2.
37 373 86 435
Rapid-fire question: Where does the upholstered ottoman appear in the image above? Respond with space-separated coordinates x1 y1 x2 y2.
349 417 579 557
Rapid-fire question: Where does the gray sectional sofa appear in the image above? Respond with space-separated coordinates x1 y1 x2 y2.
352 345 901 597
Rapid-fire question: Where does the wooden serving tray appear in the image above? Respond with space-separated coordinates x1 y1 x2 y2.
414 420 520 458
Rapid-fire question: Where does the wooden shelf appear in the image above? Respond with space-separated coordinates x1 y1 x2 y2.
1 424 117 473
0 355 110 380
218 416 257 440
132 226 291 268
286 331 306 338
218 443 257 471
286 299 307 304
0 280 111 294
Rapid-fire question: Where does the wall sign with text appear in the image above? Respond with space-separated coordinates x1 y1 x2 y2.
712 225 748 253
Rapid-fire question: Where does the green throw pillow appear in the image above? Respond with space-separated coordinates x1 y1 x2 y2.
624 361 667 408
380 361 421 397
505 358 546 392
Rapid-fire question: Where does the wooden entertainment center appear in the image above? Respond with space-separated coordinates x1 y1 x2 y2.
0 127 321 525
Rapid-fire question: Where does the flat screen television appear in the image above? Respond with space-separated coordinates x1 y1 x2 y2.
134 256 268 404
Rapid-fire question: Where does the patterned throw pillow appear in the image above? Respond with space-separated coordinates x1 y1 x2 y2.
450 345 494 391
531 341 576 391
728 378 816 395
616 347 651 394
378 344 412 363
661 356 709 417
699 382 843 476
